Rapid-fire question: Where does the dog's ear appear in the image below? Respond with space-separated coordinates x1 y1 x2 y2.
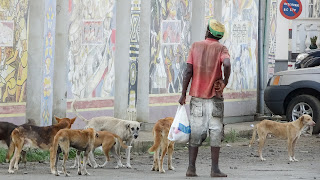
55 116 62 123
300 115 304 121
126 124 130 129
96 132 99 138
70 117 76 124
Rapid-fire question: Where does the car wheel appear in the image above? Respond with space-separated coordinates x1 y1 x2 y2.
286 95 320 133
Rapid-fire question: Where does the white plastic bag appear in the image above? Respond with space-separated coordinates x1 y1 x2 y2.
168 105 191 143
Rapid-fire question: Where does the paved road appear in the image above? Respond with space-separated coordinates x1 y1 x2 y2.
2 135 320 180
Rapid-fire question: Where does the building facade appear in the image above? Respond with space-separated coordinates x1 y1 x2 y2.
0 0 260 127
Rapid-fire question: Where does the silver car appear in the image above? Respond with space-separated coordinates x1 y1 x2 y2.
264 66 320 133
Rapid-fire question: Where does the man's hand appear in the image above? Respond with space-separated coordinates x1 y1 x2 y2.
214 79 225 98
179 94 186 105
214 79 225 92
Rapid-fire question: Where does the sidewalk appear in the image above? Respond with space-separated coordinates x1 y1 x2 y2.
132 121 259 153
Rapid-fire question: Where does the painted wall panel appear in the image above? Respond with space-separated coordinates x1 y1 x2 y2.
67 0 116 99
149 0 192 94
221 0 258 92
0 0 29 103
40 0 56 126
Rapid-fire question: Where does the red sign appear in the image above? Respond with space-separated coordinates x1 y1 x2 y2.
280 0 302 20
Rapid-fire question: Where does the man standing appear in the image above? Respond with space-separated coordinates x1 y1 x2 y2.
179 19 231 177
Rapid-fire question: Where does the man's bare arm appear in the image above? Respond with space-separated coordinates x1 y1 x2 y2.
223 58 231 85
179 63 193 105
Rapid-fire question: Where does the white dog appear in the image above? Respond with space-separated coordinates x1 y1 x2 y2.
71 100 140 168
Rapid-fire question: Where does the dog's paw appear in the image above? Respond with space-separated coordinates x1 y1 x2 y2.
87 162 93 167
98 164 105 168
260 158 266 161
168 166 175 170
78 171 82 175
93 164 99 169
65 173 70 177
13 165 19 170
84 172 90 176
126 164 132 169
290 157 299 162
159 169 165 173
8 169 14 174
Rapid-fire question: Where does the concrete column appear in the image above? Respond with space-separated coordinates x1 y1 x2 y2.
114 0 131 120
52 0 69 122
26 0 46 125
191 0 206 43
136 0 151 122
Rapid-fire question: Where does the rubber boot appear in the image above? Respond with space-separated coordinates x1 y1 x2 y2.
211 147 227 177
186 146 198 177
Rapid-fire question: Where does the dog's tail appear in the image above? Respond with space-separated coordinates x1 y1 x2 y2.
148 128 165 153
71 99 89 123
249 125 257 147
114 135 128 149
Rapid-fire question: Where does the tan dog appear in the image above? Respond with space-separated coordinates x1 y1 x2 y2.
50 128 97 176
8 117 76 174
71 131 130 169
72 100 140 168
249 115 316 162
148 117 175 173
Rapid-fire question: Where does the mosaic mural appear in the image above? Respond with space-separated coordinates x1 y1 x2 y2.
268 0 277 79
67 0 116 99
149 0 192 94
221 0 258 91
128 0 141 120
0 0 28 103
40 0 56 126
205 0 214 22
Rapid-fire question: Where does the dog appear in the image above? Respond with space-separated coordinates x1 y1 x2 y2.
148 117 175 173
0 119 35 163
249 114 316 162
71 131 130 169
8 116 76 174
72 100 140 168
50 128 97 176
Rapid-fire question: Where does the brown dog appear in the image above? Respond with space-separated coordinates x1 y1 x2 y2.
0 119 35 163
148 117 175 173
71 131 130 169
8 117 76 174
249 114 316 162
50 128 97 176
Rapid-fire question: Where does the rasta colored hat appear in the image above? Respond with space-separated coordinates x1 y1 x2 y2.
208 19 225 39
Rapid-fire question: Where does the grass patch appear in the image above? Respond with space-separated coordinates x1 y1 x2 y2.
0 148 6 163
26 149 50 162
0 147 106 163
223 129 239 143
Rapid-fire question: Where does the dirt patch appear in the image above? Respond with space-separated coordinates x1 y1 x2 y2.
1 135 320 180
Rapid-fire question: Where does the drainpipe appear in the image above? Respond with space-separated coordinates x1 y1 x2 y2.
257 0 268 115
